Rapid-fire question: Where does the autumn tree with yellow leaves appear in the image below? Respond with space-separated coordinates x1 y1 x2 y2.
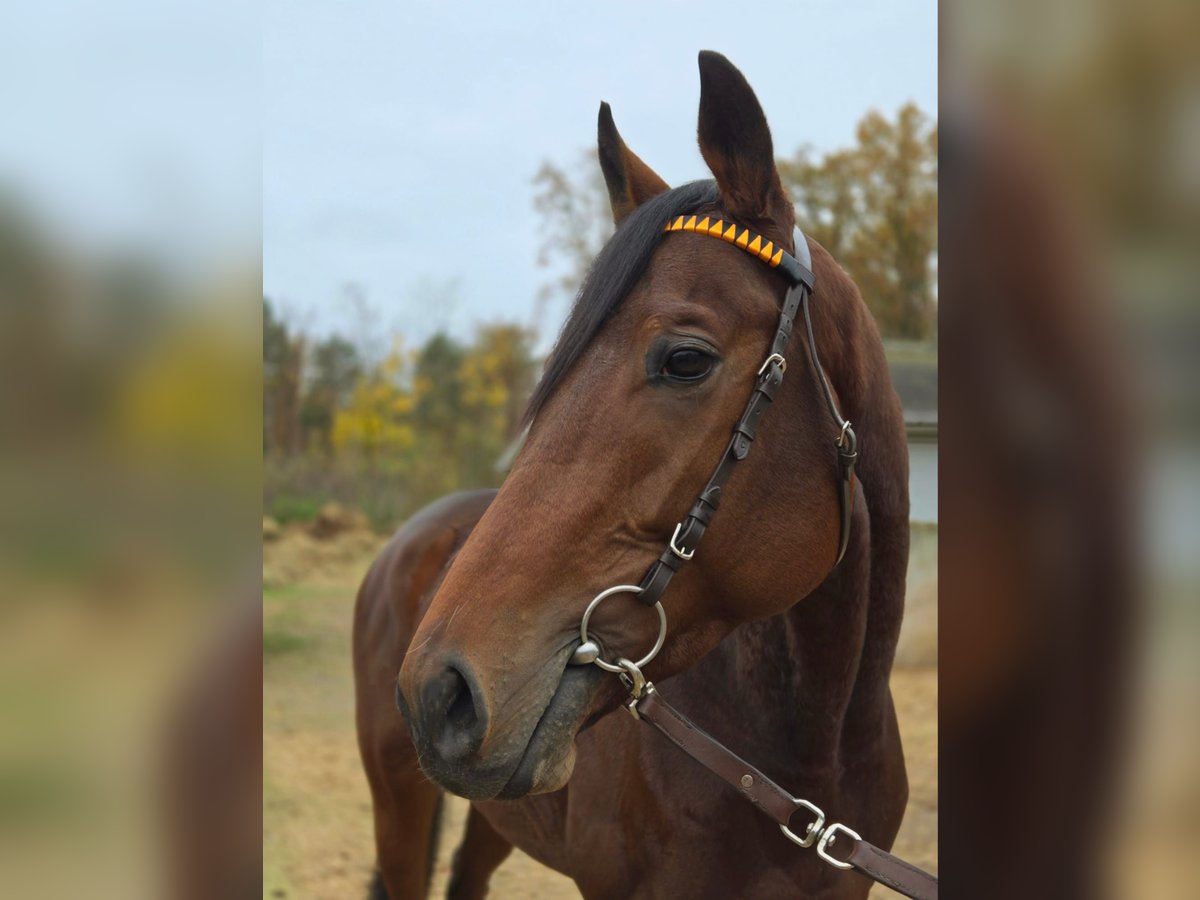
780 103 937 340
263 304 539 528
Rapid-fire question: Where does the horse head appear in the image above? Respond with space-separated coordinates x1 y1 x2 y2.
397 51 868 801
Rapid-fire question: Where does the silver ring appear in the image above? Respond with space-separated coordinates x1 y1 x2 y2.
579 584 667 673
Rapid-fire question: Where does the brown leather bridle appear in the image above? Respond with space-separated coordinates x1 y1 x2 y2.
567 220 938 899
633 220 857 611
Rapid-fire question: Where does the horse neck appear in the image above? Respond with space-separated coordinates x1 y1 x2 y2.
723 498 879 767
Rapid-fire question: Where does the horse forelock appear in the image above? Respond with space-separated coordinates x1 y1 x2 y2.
522 181 720 427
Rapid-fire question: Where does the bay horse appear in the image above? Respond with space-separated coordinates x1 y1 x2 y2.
354 51 911 898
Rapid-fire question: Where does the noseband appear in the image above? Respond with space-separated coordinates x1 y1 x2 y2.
636 215 858 613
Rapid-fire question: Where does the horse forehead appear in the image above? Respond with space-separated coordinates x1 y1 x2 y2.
629 237 778 320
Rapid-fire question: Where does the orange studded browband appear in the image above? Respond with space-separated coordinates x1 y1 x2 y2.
664 215 815 290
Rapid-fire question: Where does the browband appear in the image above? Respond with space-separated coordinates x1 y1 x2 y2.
665 215 815 289
636 219 857 609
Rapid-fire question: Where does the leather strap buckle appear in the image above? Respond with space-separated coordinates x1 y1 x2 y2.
836 420 853 448
816 822 861 870
669 522 695 560
757 352 787 376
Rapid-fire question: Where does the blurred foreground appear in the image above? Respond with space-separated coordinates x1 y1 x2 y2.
941 0 1199 895
0 3 260 896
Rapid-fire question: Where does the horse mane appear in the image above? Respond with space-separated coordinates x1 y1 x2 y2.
522 180 719 426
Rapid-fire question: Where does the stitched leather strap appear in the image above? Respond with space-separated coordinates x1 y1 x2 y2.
636 686 803 828
842 840 940 899
634 686 938 900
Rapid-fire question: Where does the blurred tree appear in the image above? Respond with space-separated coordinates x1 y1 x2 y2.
778 145 862 268
273 317 538 526
412 334 466 437
459 324 539 483
328 327 536 506
406 333 467 498
263 298 304 456
331 347 415 464
782 103 938 340
532 153 611 330
300 335 362 456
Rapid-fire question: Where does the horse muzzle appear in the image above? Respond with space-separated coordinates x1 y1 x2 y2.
396 643 605 800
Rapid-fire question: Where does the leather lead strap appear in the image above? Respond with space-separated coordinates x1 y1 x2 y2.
843 841 940 900
637 225 857 608
635 688 938 900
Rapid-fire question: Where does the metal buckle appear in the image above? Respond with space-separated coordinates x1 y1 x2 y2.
625 681 655 720
616 658 646 699
669 522 695 560
836 420 852 448
757 352 787 376
779 799 825 848
816 823 861 869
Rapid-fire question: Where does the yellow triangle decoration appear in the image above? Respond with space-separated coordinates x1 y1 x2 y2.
662 218 796 274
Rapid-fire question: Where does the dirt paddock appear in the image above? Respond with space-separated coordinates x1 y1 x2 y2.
263 529 937 898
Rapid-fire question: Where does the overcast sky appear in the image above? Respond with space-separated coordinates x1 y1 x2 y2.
265 1 937 346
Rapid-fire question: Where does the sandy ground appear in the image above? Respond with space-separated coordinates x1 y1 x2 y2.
263 530 937 898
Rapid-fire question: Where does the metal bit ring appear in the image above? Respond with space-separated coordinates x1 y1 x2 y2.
578 584 667 673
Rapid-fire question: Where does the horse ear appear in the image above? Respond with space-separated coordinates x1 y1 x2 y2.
696 51 794 238
597 102 670 225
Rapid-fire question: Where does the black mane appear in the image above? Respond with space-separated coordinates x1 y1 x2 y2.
523 180 719 425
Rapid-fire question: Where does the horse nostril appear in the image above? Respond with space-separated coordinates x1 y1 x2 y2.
445 669 477 733
420 661 486 761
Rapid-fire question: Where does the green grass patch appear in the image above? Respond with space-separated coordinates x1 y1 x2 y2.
263 584 348 659
263 628 312 656
264 583 350 603
269 494 325 525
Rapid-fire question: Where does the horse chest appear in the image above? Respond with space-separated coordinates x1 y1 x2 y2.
480 704 856 898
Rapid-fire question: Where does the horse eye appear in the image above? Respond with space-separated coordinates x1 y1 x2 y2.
662 348 714 382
